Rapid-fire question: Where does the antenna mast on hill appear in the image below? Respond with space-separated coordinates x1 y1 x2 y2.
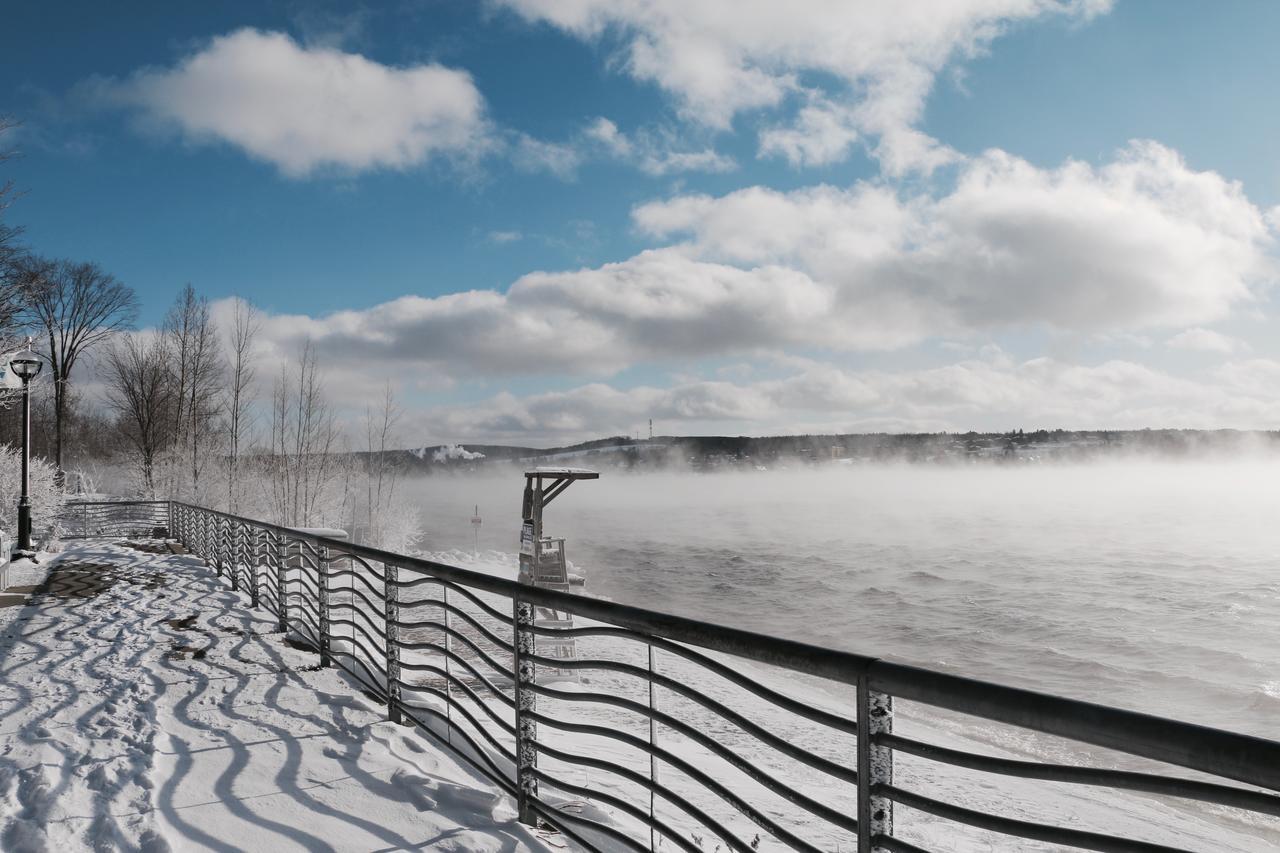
649 419 652 440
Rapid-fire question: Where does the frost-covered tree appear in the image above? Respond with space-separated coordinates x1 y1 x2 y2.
101 333 174 498
357 383 421 553
264 342 349 528
223 297 260 513
161 285 223 503
0 444 62 541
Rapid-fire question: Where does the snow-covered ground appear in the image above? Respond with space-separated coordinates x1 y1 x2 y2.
0 541 561 853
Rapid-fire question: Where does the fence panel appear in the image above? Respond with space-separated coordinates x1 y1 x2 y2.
122 501 1280 852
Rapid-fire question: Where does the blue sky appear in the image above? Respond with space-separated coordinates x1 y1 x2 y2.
4 1 1280 443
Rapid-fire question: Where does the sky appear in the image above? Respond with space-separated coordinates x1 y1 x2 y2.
3 0 1280 445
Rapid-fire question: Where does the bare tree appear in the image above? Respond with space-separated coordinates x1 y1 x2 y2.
20 257 138 480
162 284 222 501
266 342 346 527
358 383 420 552
224 298 260 511
101 333 174 498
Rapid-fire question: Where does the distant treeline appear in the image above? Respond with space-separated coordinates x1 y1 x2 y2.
391 428 1280 473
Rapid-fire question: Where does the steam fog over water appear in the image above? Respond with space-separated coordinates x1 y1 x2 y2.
404 461 1280 739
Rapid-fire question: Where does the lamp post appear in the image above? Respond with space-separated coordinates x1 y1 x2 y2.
10 353 43 557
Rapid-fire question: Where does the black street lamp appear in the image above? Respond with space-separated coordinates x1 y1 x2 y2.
11 352 43 557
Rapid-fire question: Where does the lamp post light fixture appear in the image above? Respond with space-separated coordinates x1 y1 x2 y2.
11 352 44 557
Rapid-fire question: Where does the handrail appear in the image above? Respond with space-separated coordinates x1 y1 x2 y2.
78 500 1280 851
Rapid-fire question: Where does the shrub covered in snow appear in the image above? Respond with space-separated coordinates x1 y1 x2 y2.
0 445 63 540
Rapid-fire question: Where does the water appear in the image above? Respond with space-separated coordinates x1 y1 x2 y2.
404 460 1280 741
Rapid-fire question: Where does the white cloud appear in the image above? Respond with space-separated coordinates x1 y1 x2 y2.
498 0 1111 172
486 230 524 244
1165 328 1243 354
583 117 736 175
511 133 583 178
758 97 860 167
90 28 489 177
217 142 1274 397
408 353 1280 443
636 142 1276 338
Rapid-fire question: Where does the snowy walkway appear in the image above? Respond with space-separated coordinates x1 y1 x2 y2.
0 541 557 853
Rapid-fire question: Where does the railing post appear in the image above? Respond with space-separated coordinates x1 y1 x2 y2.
513 595 538 826
249 527 261 609
276 534 288 634
856 672 894 852
216 519 225 579
230 522 240 592
317 541 331 667
648 643 659 852
384 562 401 723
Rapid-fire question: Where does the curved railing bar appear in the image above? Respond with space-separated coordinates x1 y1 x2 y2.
874 836 932 853
868 661 1280 793
532 680 857 791
330 649 388 702
400 639 516 709
328 625 389 673
528 770 696 853
329 600 388 641
398 623 516 682
328 552 388 584
398 684 518 768
526 796 645 853
395 602 516 653
880 733 1280 817
528 624 855 736
329 559 388 591
430 578 517 628
526 651 855 784
880 784 1190 853
397 661 517 736
283 572 320 593
328 584 388 624
532 739 789 853
390 698 518 798
529 709 856 837
327 567 388 602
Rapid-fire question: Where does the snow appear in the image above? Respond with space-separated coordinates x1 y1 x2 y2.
6 538 1273 852
0 541 561 853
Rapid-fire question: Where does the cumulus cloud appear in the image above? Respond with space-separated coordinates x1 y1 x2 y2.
234 249 832 380
1165 328 1244 354
217 141 1275 393
637 142 1276 337
87 28 489 176
498 0 1111 172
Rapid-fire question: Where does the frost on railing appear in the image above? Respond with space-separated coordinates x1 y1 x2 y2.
154 501 1280 852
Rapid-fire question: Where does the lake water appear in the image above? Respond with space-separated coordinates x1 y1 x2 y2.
404 460 1280 741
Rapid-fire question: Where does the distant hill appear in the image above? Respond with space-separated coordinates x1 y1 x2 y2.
389 429 1280 473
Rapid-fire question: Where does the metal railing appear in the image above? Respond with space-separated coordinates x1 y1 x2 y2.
60 499 170 539
84 500 1280 851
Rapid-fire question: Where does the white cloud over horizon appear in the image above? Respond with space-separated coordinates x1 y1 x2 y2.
85 28 490 177
403 352 1280 444
174 137 1280 444
210 140 1273 396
